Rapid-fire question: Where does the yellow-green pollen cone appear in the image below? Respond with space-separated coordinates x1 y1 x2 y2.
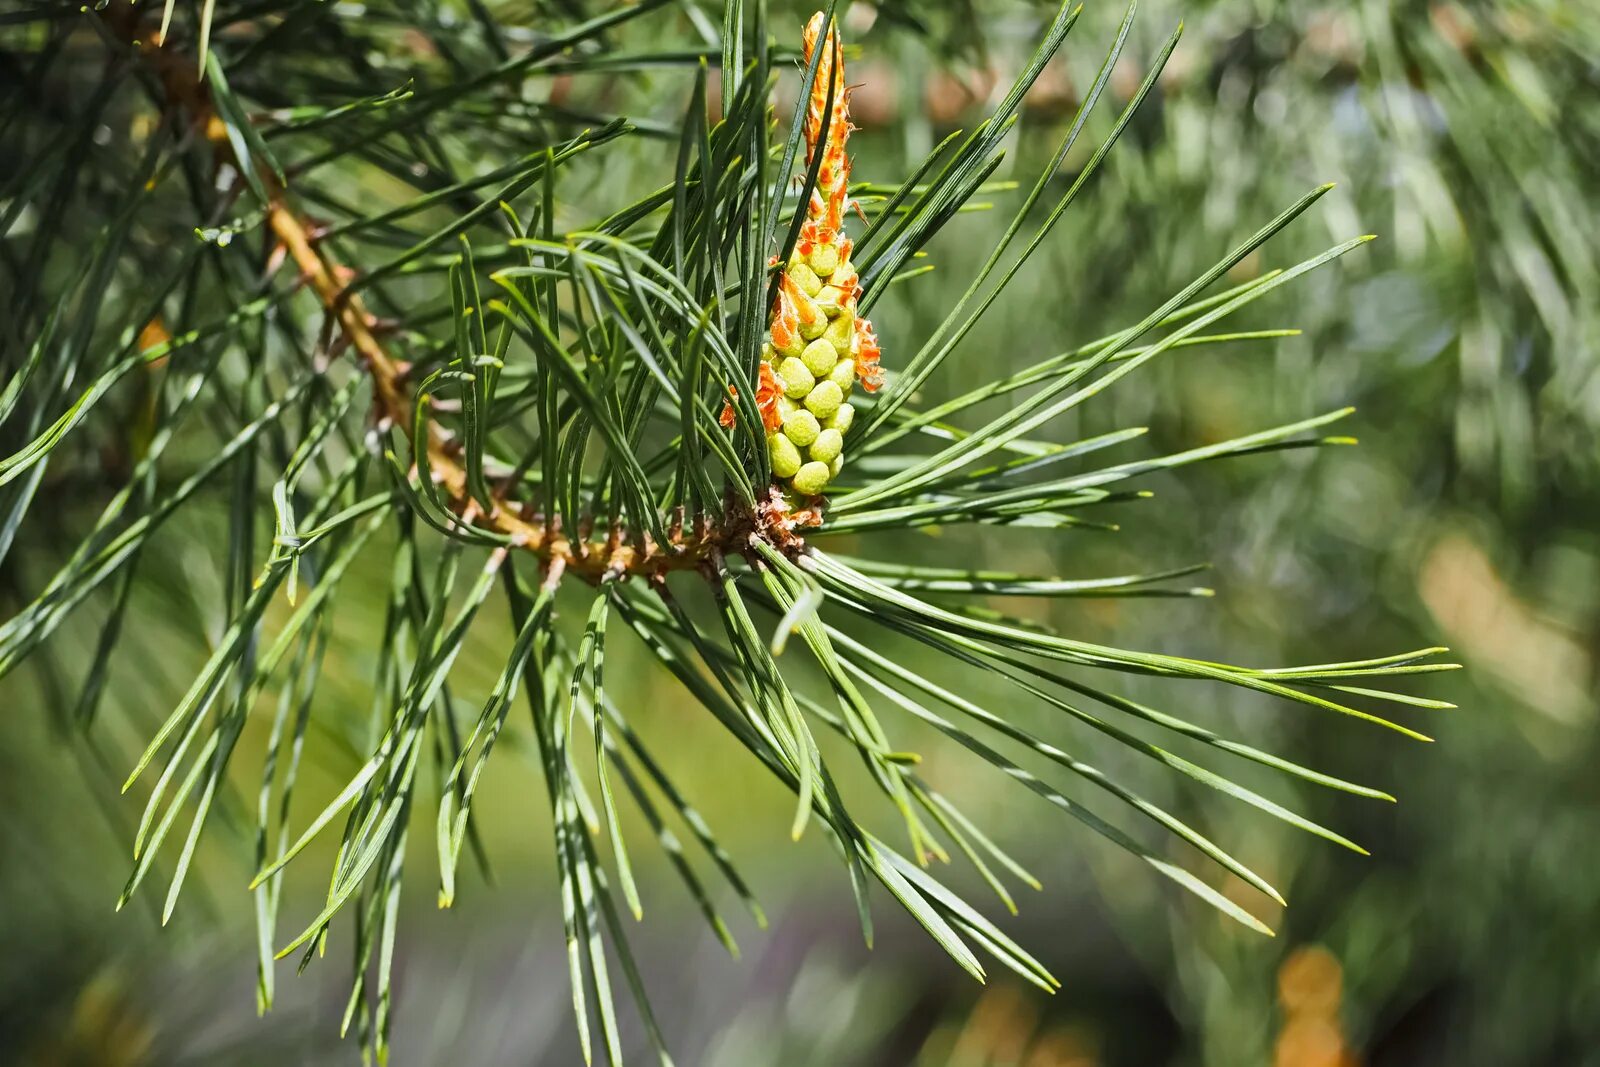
810 428 843 464
801 339 837 378
788 260 823 297
803 379 843 420
782 410 821 447
777 357 814 398
791 460 831 497
768 433 803 478
827 359 855 392
824 402 855 434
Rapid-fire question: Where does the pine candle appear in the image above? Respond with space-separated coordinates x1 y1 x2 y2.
724 12 884 511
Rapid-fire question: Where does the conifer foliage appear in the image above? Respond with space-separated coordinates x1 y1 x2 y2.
0 0 1455 1061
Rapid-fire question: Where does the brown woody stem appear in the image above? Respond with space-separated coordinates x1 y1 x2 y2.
113 13 797 584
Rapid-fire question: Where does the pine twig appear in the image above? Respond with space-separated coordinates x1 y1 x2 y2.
112 10 793 585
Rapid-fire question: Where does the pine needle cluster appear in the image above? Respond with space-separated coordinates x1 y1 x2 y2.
0 1 1456 1061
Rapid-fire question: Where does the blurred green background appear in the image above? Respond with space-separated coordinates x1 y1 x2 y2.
3 1 1597 1065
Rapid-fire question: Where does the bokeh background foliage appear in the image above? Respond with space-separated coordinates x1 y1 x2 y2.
1 0 1596 1065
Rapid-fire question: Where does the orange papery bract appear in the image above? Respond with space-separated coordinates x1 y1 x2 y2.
801 12 853 247
721 362 785 432
781 272 826 335
854 319 884 392
770 284 804 355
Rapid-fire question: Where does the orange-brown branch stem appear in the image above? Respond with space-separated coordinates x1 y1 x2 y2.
113 13 794 584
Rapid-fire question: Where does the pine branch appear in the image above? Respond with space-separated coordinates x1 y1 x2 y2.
0 2 1462 1062
105 12 788 589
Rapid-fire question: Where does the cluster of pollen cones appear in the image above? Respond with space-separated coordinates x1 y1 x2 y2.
723 12 884 520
